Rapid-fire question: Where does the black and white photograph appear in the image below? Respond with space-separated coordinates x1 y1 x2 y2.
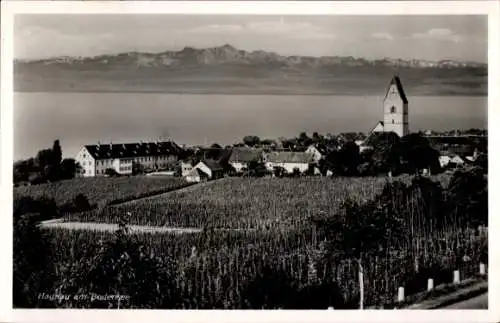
1 1 498 322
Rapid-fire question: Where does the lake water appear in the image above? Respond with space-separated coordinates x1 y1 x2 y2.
14 92 487 160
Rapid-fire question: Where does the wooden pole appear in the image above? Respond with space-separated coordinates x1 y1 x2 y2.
427 278 434 291
397 287 405 303
453 270 460 284
358 260 364 310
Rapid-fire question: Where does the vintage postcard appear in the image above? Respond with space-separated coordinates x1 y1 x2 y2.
0 1 498 323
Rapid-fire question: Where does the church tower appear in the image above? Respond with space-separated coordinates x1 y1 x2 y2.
382 76 409 137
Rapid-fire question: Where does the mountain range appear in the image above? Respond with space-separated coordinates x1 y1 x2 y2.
14 44 488 95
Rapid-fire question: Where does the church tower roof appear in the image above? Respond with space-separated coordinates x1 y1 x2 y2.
384 75 408 104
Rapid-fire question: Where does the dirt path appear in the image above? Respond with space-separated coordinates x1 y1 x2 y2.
40 220 203 234
115 178 228 207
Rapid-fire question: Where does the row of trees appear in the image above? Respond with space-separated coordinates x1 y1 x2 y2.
319 133 444 177
14 140 81 185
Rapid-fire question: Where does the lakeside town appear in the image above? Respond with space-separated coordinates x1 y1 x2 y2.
14 77 488 185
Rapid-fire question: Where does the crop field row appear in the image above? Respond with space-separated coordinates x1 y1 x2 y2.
15 176 192 210
67 174 451 229
44 223 486 309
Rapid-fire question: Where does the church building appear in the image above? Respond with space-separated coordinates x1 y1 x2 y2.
358 76 409 152
369 75 409 138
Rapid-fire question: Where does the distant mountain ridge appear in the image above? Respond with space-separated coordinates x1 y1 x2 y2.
14 44 487 95
16 44 486 69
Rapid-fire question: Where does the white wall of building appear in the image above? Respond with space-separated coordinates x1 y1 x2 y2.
75 147 96 177
194 162 213 178
265 162 309 174
230 161 247 173
305 146 322 162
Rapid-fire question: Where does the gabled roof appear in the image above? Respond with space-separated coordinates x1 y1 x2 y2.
265 152 315 164
368 120 385 134
384 76 408 104
363 131 400 147
228 148 263 163
198 159 224 172
84 141 183 160
186 168 209 178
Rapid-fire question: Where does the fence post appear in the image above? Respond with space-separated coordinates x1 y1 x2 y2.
479 263 486 276
397 287 405 303
453 270 460 284
427 278 434 291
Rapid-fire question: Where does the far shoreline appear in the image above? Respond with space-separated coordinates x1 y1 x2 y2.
13 90 489 97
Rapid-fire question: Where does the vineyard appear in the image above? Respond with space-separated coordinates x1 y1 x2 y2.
14 176 192 211
41 223 486 309
67 174 452 229
15 170 487 309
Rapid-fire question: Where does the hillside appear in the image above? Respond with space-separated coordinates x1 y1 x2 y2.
14 44 487 95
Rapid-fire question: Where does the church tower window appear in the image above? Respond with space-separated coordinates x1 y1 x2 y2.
390 106 396 113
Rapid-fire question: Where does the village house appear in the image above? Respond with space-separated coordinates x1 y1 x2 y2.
185 159 225 182
305 144 328 163
75 141 182 177
180 161 194 177
228 147 263 173
264 151 315 174
439 155 452 168
185 168 209 183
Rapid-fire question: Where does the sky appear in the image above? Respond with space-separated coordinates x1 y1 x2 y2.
14 15 487 62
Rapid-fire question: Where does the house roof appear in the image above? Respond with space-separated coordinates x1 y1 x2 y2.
84 141 182 160
199 159 224 171
228 148 263 163
186 168 209 178
265 152 315 164
384 76 408 104
362 130 399 148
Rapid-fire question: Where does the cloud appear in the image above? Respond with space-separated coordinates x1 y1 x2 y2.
372 32 394 41
186 24 244 34
185 20 336 40
411 28 464 43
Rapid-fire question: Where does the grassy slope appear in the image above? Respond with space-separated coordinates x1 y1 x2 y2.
68 174 451 228
14 176 191 210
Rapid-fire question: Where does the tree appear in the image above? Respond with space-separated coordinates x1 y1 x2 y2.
446 167 487 227
13 158 37 183
52 140 63 168
132 161 145 175
312 132 322 143
13 213 54 308
60 158 81 179
105 168 120 177
369 132 401 174
243 135 261 147
210 143 222 149
399 134 440 174
338 141 361 176
273 166 287 178
246 160 268 177
314 198 404 309
73 194 91 212
35 149 54 173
